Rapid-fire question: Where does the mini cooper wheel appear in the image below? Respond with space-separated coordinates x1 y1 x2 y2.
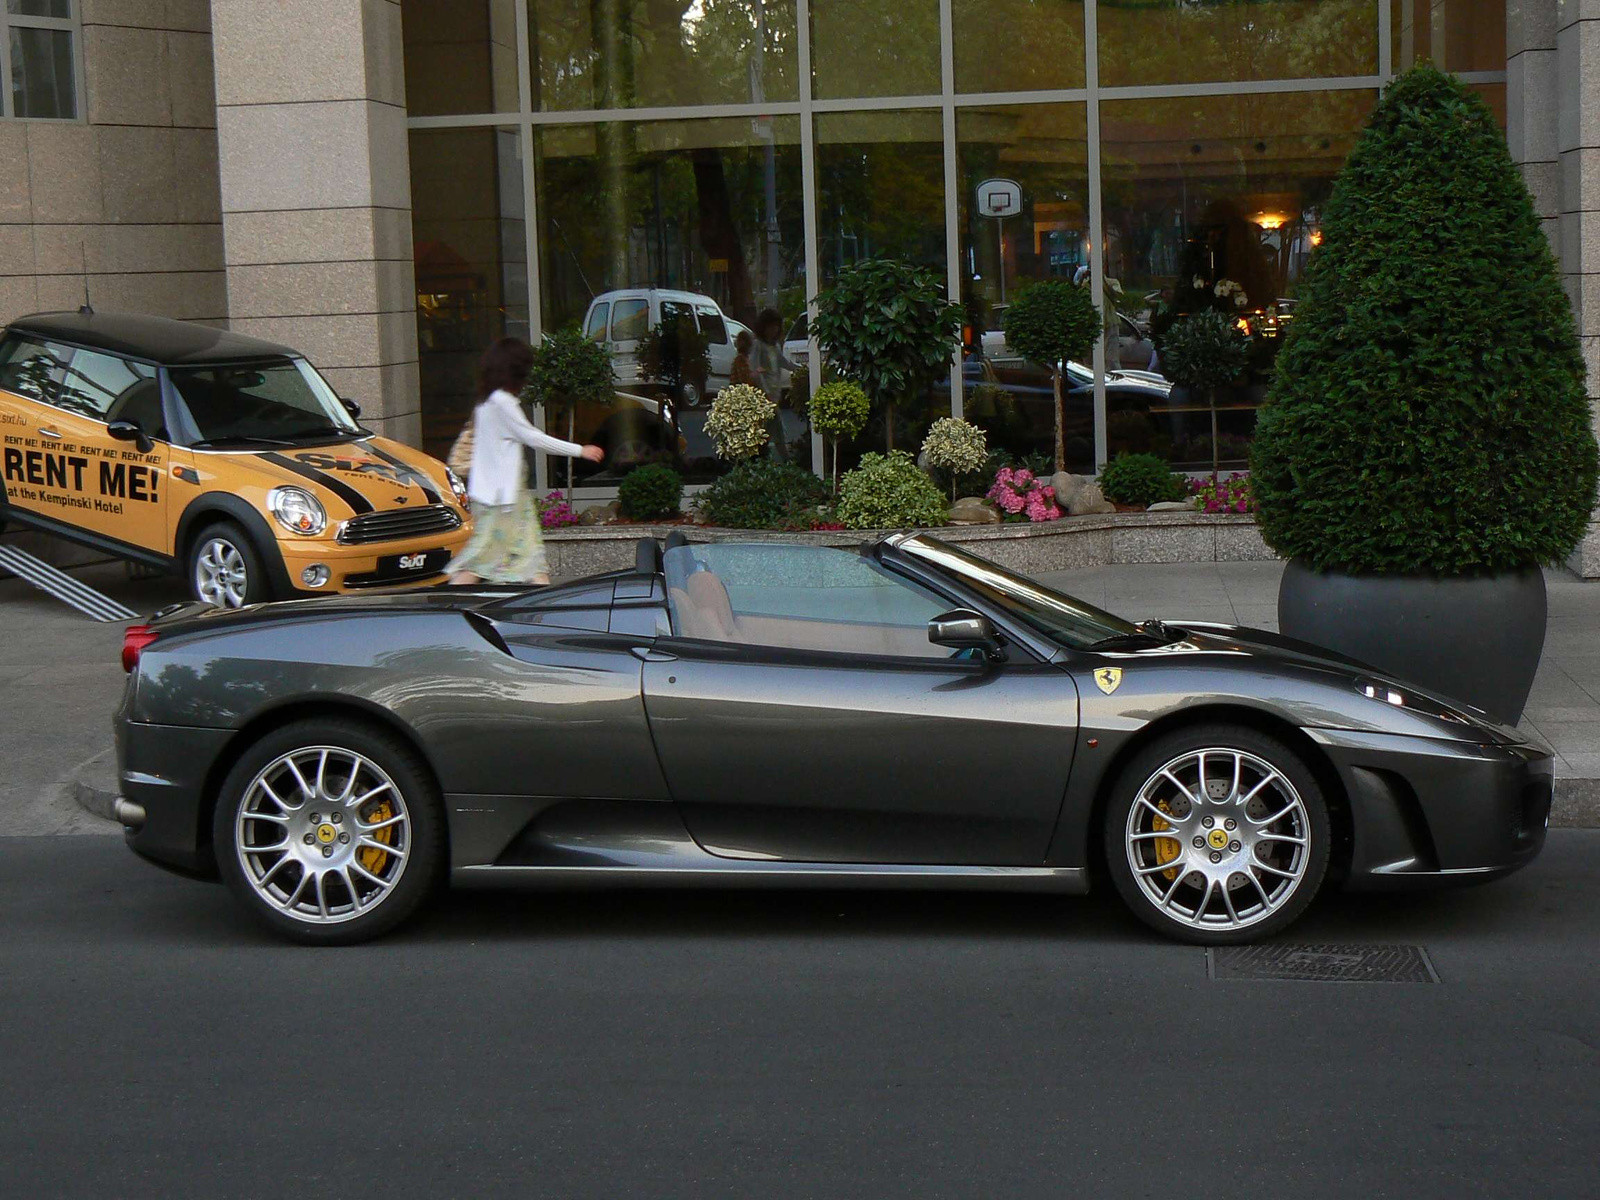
189 521 271 608
214 719 444 944
1104 725 1331 944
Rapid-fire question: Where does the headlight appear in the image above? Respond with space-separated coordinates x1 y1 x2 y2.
1355 678 1470 725
267 486 327 536
445 466 469 505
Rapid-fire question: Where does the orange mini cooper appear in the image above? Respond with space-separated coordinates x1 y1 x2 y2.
0 310 471 607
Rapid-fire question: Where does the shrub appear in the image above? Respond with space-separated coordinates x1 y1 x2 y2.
1160 310 1251 486
813 259 963 452
617 463 683 521
987 466 1061 522
705 383 775 460
836 451 949 530
637 315 710 396
1099 453 1186 507
1251 64 1599 574
694 460 829 530
920 417 989 500
535 491 579 528
1001 280 1101 471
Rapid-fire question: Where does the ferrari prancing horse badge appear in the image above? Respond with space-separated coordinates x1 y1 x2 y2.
1094 667 1123 695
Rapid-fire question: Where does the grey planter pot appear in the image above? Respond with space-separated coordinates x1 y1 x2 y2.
1277 558 1547 726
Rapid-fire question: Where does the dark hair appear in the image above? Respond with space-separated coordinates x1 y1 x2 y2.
755 307 783 342
734 329 753 354
477 337 534 399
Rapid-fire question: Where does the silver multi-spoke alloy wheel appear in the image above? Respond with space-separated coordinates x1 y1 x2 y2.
1123 747 1312 933
234 746 411 926
194 535 250 607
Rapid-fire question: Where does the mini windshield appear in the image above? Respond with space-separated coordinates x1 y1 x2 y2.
897 534 1143 650
168 358 362 447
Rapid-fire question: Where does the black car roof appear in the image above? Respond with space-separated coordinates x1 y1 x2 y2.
5 310 301 365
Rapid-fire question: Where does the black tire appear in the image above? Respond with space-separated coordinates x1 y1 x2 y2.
213 718 445 945
1103 724 1331 945
187 520 274 607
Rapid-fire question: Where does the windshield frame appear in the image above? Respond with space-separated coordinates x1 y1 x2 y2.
892 533 1144 651
165 356 365 449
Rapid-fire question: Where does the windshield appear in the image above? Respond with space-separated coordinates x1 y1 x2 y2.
897 534 1143 650
168 358 362 446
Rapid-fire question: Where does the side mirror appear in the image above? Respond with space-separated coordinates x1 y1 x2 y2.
928 608 1004 661
341 397 361 418
107 420 153 454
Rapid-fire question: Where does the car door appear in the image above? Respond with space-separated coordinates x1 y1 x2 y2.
641 543 1079 865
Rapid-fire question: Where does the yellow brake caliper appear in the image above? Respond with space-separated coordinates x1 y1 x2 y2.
358 800 395 875
1152 800 1181 881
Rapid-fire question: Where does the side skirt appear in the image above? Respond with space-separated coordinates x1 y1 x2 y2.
453 862 1090 892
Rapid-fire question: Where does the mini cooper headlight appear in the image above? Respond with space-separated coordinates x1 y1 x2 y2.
445 466 469 506
267 486 327 536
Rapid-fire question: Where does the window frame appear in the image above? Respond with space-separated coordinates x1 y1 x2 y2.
1 1 84 123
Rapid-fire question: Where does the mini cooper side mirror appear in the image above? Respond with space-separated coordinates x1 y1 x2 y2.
928 608 1004 660
107 420 153 454
341 397 362 418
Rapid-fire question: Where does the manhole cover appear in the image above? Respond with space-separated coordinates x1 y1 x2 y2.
1208 944 1439 983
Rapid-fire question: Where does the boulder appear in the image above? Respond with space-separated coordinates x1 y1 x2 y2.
947 497 1002 525
1050 471 1085 505
1147 500 1195 512
578 500 621 526
1066 480 1116 516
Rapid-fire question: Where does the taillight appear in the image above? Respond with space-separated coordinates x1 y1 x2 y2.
122 624 160 673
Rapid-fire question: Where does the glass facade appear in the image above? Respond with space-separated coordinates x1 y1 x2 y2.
403 0 1508 485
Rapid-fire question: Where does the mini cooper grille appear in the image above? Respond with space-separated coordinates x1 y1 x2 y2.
337 505 463 545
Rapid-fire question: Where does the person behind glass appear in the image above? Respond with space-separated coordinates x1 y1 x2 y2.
729 328 759 388
446 337 603 587
751 308 797 461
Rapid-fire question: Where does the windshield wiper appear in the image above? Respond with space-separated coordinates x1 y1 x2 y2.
189 434 295 448
1085 620 1184 652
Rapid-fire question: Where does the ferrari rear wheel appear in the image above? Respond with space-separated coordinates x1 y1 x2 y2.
1104 725 1330 944
214 718 444 944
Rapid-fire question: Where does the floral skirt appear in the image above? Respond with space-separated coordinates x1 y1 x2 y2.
446 492 548 583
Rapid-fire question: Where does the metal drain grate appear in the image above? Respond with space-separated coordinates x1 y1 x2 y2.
1208 944 1439 983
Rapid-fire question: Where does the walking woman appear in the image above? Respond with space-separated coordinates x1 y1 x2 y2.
447 337 603 587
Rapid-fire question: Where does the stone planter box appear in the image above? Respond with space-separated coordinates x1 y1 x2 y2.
545 511 1274 578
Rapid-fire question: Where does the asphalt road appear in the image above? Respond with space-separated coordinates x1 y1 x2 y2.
2 834 1597 1199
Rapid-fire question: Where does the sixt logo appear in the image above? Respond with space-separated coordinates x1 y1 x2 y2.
294 451 423 489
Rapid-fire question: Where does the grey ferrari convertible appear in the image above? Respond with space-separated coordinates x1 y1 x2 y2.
114 532 1553 945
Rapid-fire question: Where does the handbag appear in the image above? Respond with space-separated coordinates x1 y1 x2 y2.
447 414 474 480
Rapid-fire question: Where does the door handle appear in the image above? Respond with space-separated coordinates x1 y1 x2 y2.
630 646 678 663
38 427 62 439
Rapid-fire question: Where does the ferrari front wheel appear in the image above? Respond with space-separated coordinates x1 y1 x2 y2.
214 719 444 944
1104 725 1330 944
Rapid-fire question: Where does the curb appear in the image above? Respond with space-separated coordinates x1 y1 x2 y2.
66 747 1600 829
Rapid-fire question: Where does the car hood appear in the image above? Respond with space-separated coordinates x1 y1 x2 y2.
234 435 456 519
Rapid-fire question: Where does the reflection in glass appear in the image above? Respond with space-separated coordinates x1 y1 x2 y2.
535 116 805 482
1099 0 1377 88
10 24 73 118
401 0 520 117
816 109 948 465
810 0 939 100
1099 90 1374 468
952 0 1085 95
1393 0 1505 75
530 0 797 111
956 103 1092 472
409 126 529 459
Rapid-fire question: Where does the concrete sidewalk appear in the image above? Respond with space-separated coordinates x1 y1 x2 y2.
3 557 1599 834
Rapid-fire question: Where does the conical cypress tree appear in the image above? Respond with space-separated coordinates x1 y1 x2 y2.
1251 64 1598 574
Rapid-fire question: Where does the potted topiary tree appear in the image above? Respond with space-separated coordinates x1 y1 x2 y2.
704 382 776 462
524 327 615 500
810 379 870 493
813 258 963 453
637 313 711 408
1160 309 1251 488
1001 279 1101 472
1251 64 1599 724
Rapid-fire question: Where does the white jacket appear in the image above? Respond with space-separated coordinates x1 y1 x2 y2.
467 389 584 506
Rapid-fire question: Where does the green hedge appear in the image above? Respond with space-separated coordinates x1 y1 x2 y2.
617 463 683 521
1250 65 1599 574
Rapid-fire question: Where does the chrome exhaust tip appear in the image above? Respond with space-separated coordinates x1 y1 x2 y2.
113 798 146 830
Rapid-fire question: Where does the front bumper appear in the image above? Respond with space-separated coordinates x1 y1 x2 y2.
1308 728 1554 890
116 716 235 874
274 526 470 596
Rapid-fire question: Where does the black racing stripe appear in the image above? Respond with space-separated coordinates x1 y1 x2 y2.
367 443 442 504
261 452 375 514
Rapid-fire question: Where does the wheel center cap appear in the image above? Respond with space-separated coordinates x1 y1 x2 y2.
315 823 338 845
1207 828 1230 850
